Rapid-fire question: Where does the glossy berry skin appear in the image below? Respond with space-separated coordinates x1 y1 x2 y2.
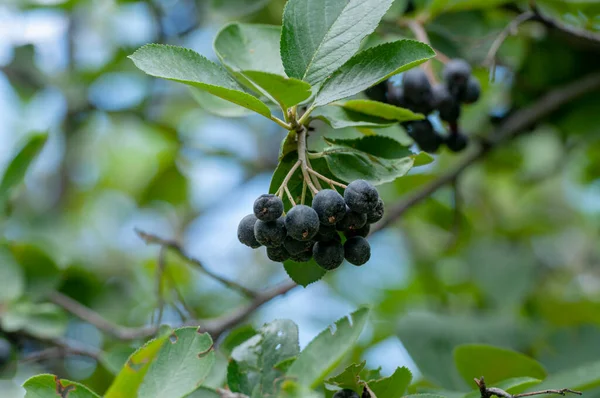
283 236 314 255
266 246 289 262
237 214 261 248
316 224 340 242
285 205 320 241
336 207 367 232
333 389 360 398
443 59 472 96
366 198 384 224
313 240 344 270
344 236 371 266
432 84 460 123
0 337 11 367
406 120 444 153
253 194 284 222
344 223 370 239
462 76 481 104
254 217 286 248
312 189 346 226
344 180 379 214
446 132 469 152
402 68 433 108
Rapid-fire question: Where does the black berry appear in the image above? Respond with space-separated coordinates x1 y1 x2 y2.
402 68 433 108
285 205 320 241
344 180 379 214
290 247 313 263
237 214 261 248
432 84 460 123
462 76 481 104
253 194 283 222
254 217 286 248
386 84 407 108
0 337 11 367
333 389 360 398
406 119 443 153
283 236 314 255
443 59 472 96
312 189 346 226
336 206 367 231
366 198 384 224
446 132 469 152
315 224 340 242
266 246 289 262
313 240 344 270
344 236 371 266
344 223 370 238
364 80 389 103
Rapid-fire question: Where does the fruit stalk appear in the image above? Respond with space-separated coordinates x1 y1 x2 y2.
297 126 319 194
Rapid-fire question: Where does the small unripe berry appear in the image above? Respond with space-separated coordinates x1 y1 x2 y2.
312 189 346 226
446 132 469 152
366 198 384 224
344 223 370 239
443 59 472 96
406 119 443 153
283 236 314 255
0 337 11 367
344 180 379 214
254 217 286 248
432 84 460 123
313 240 344 270
237 214 261 248
462 76 481 104
266 246 289 262
344 236 371 266
333 389 360 398
336 206 367 232
253 194 284 222
285 205 320 241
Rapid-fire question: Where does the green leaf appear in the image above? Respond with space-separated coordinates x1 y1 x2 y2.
529 359 600 392
312 106 397 129
221 325 257 356
367 366 412 398
341 100 424 122
190 88 254 117
243 71 312 109
100 345 138 375
138 328 215 398
23 374 100 398
281 0 394 85
0 132 47 205
11 244 61 300
184 387 221 398
314 40 435 106
210 0 269 18
104 335 168 398
403 395 446 398
260 320 300 395
286 307 370 388
214 23 284 75
284 258 327 287
427 0 512 17
326 361 366 393
319 136 432 185
0 246 24 303
129 44 271 118
275 356 297 373
454 344 546 386
1 302 67 339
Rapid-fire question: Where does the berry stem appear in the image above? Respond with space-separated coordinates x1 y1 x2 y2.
284 185 296 206
405 19 439 85
305 156 323 190
297 126 319 195
301 180 307 205
269 114 293 130
307 168 348 189
275 160 301 197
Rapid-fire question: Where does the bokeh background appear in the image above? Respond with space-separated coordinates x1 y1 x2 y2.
1 0 600 396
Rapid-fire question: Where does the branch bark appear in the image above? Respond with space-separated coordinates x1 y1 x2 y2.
372 71 600 233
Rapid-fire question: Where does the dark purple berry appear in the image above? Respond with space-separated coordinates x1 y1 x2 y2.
344 180 379 214
283 236 314 256
290 248 313 263
312 189 346 226
254 217 286 248
333 389 360 398
366 198 384 224
313 240 344 270
443 59 472 97
462 76 481 104
446 132 469 152
315 224 340 242
432 84 460 123
285 205 320 241
336 206 367 231
364 80 389 103
266 246 289 262
253 194 284 222
344 236 371 266
402 68 433 109
237 214 261 248
344 223 370 239
405 119 444 153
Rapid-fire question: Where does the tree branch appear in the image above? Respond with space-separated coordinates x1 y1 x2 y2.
475 377 581 398
372 71 600 233
20 336 101 364
136 229 258 299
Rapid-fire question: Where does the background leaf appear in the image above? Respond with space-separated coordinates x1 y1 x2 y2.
23 374 100 398
325 361 366 393
0 246 24 303
528 359 600 392
137 328 215 398
286 307 370 388
281 0 394 85
367 366 412 398
129 44 271 117
1 302 67 339
314 40 435 106
183 387 221 398
454 344 547 385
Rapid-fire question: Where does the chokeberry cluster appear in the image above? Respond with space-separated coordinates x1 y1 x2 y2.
366 59 480 154
237 180 384 270
333 389 360 398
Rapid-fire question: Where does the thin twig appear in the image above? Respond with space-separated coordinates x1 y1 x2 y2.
284 185 296 206
484 11 534 81
372 72 600 233
475 377 581 398
406 19 439 84
136 230 257 299
301 180 307 205
20 337 101 364
276 160 301 197
307 168 347 189
297 127 319 194
153 246 167 329
305 156 323 191
515 390 582 398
